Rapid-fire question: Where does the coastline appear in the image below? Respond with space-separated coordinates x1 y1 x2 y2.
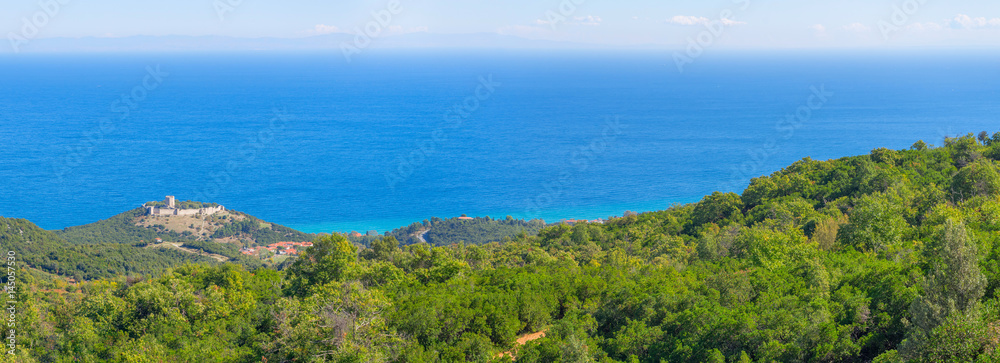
283 198 701 234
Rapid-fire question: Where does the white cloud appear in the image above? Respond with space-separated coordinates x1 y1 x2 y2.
667 15 709 25
720 18 747 26
810 24 826 36
313 24 343 35
574 15 602 26
842 23 871 32
947 14 1000 29
666 15 746 26
533 15 603 27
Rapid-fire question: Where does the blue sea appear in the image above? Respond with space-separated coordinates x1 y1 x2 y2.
1 49 998 233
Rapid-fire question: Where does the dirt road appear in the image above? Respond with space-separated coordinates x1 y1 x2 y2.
146 242 229 262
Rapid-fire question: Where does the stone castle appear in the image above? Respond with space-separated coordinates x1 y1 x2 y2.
146 196 226 216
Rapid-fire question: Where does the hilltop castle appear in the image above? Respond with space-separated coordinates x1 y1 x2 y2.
145 196 226 216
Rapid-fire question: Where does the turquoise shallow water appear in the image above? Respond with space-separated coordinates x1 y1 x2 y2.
1 50 998 233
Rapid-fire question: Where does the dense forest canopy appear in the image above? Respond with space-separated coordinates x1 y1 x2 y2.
6 133 1000 362
0 217 218 281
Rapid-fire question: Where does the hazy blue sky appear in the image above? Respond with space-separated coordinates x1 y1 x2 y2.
3 0 1000 48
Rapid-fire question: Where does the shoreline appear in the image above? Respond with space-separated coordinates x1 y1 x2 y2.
283 198 702 234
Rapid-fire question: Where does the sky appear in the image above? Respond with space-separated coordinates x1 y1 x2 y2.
2 0 1000 49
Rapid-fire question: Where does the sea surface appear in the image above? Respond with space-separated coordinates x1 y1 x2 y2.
1 49 998 233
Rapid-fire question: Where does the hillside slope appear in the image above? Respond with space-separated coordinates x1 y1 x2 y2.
0 217 218 280
381 216 548 246
55 206 314 246
55 207 197 244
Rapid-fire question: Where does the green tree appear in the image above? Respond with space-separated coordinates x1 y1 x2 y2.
946 134 982 168
810 214 847 251
687 192 744 232
901 220 987 360
561 335 594 363
363 236 399 262
871 147 900 165
284 234 358 297
733 220 808 269
839 192 908 254
266 281 399 362
918 313 990 362
950 159 1000 202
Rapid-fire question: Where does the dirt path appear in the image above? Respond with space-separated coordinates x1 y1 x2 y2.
516 331 546 345
147 242 229 262
498 330 546 360
417 229 430 243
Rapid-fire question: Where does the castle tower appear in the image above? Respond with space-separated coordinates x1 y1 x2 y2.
165 196 176 209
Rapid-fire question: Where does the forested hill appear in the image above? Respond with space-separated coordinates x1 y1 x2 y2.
0 202 309 280
55 207 197 244
380 216 547 246
0 217 218 280
10 133 1000 362
55 206 315 245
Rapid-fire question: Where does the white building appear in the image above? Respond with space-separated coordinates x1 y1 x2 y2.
146 196 225 216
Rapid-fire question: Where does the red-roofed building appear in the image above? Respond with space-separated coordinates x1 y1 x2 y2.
265 241 314 252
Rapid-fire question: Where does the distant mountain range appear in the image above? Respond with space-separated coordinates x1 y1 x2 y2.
2 32 650 53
